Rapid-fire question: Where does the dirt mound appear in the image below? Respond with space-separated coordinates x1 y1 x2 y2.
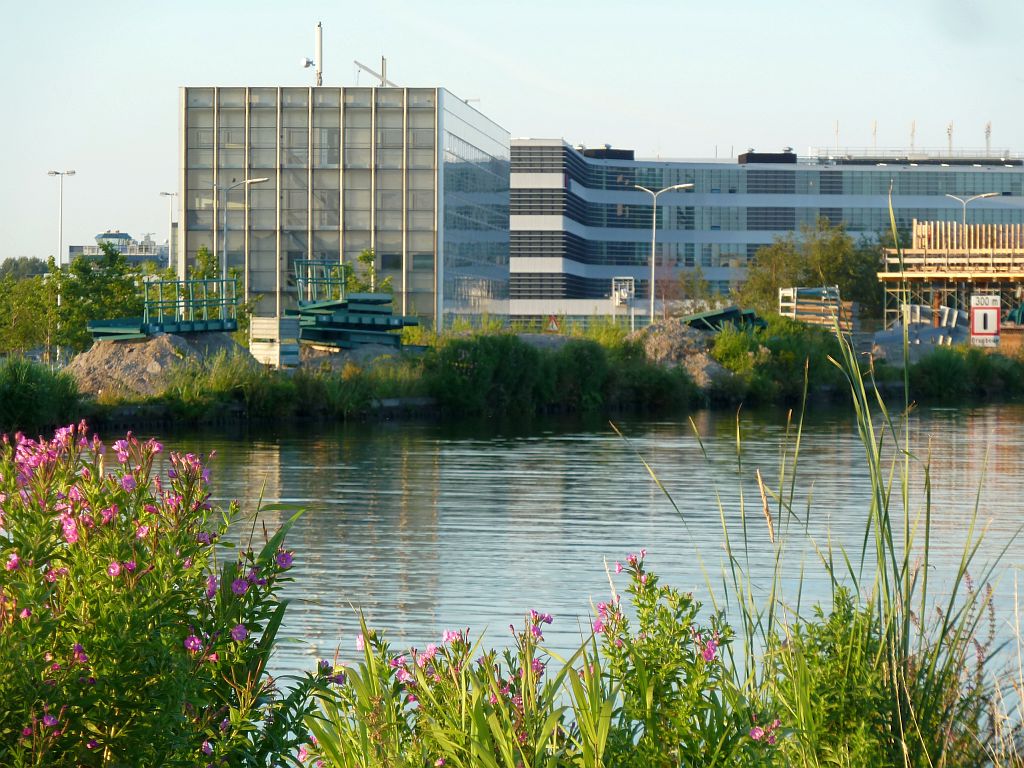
629 320 713 365
630 320 736 390
66 333 251 397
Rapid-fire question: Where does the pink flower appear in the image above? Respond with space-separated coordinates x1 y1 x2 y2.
435 760 446 767
42 714 58 727
230 624 248 643
275 549 294 569
206 574 218 599
231 579 248 596
120 475 136 493
107 561 121 578
135 524 149 539
592 618 605 633
702 640 717 662
86 739 98 749
614 562 623 574
355 633 364 651
750 726 765 741
73 643 89 664
5 552 19 571
442 629 461 644
298 745 309 762
184 634 203 653
202 739 213 755
19 608 31 619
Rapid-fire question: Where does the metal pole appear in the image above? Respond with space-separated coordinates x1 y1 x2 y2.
57 173 64 269
650 191 657 322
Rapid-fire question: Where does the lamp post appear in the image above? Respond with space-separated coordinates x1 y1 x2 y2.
945 192 998 250
159 191 177 272
47 170 75 368
47 170 76 268
635 182 694 323
215 177 268 280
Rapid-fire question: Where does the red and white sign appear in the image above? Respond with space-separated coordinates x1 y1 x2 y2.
545 315 560 334
970 295 1000 347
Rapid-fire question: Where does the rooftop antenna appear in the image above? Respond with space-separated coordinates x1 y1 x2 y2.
301 21 323 86
985 121 992 154
910 119 916 152
872 119 877 152
834 120 839 152
947 121 953 154
353 58 399 87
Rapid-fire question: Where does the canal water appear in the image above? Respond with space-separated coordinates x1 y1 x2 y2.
157 403 1024 678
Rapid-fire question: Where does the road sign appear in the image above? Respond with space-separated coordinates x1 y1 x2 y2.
545 315 560 333
970 294 1000 347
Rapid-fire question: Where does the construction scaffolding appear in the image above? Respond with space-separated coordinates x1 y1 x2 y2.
880 220 1024 328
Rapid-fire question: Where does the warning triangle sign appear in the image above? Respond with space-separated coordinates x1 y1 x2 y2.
545 315 560 333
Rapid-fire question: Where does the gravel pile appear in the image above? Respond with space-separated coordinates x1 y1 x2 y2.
66 333 252 397
629 320 736 390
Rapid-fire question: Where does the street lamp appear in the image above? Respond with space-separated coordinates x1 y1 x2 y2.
945 192 998 250
159 191 177 272
211 177 266 282
635 182 694 322
47 170 76 268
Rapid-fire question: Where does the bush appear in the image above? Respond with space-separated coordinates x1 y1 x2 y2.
0 358 80 435
0 424 327 766
305 553 779 768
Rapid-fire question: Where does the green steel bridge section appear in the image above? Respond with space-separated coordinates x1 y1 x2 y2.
289 259 418 349
88 278 240 341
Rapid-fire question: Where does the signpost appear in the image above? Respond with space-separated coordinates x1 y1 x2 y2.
970 294 1000 347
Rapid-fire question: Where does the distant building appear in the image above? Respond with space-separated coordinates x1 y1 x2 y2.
510 139 1024 324
69 230 168 268
178 86 510 327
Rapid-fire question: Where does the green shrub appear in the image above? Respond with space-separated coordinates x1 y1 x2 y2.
0 424 328 766
422 333 544 417
0 358 80 434
306 554 779 768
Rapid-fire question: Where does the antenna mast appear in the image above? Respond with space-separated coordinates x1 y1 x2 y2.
301 21 323 86
315 21 323 86
985 121 992 154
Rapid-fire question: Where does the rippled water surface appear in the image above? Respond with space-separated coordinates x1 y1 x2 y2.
156 404 1024 677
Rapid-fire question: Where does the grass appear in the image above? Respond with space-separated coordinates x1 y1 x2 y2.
0 356 81 434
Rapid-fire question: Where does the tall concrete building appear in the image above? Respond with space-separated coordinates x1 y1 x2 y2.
178 86 509 328
510 139 1024 324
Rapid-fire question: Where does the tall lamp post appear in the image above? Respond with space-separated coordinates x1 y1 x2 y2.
635 182 694 323
214 177 267 313
47 170 76 368
159 191 178 272
47 170 77 268
945 192 998 250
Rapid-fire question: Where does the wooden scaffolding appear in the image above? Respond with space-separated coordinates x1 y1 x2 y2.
879 220 1024 328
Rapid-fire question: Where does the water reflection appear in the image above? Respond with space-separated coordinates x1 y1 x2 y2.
152 404 1024 677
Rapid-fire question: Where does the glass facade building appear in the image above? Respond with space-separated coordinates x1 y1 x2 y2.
178 86 509 327
510 139 1024 322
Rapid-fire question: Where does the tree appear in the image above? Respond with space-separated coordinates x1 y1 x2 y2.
57 243 144 351
0 257 48 281
190 245 219 280
345 248 392 294
734 219 883 319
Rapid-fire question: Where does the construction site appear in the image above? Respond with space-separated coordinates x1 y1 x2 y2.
877 220 1024 352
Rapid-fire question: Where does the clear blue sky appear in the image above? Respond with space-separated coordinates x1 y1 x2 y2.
2 0 1021 261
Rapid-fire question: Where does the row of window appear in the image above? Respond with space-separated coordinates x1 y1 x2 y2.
186 87 437 110
511 146 1024 196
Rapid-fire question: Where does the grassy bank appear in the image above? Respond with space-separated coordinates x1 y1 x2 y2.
5 320 1024 434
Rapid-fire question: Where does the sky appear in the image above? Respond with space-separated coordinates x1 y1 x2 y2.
2 0 1022 262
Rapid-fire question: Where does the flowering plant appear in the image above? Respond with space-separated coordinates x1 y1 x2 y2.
0 423 326 766
305 554 778 768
